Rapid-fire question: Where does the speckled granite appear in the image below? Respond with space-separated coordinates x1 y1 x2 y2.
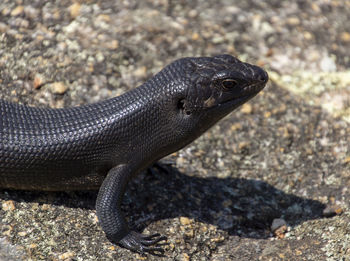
0 0 349 260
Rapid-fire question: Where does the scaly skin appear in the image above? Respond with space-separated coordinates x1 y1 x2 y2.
0 54 268 253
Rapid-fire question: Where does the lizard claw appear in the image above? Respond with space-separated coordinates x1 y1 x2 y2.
118 231 167 254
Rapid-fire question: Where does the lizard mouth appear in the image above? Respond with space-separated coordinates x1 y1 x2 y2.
220 81 265 107
202 81 266 116
220 93 255 109
239 81 266 97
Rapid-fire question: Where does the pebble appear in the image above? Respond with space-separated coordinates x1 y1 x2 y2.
133 66 147 78
322 204 343 217
33 74 46 89
271 218 288 239
179 216 191 225
10 6 24 17
50 82 68 94
320 56 337 72
29 243 37 249
181 253 190 261
340 32 350 42
106 39 119 50
287 16 300 26
185 229 194 238
238 141 250 150
97 14 111 22
1 7 11 16
17 231 27 237
2 200 15 211
240 103 252 114
69 3 81 18
24 5 39 19
344 156 350 164
58 251 75 260
303 31 313 40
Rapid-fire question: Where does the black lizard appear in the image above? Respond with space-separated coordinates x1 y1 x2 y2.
0 54 268 253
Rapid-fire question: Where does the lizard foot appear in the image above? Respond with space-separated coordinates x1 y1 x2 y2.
119 231 167 254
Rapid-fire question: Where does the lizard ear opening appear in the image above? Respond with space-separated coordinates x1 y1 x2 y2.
177 99 192 115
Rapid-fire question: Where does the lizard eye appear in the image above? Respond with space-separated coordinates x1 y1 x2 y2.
222 79 238 90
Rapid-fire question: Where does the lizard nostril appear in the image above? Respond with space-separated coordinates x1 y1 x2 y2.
257 70 268 83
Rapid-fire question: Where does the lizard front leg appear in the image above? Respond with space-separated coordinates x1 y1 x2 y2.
96 165 166 254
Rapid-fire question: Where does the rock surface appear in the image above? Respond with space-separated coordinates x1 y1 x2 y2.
0 0 349 260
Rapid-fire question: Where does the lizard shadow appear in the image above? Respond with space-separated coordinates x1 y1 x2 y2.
126 164 326 238
0 164 325 239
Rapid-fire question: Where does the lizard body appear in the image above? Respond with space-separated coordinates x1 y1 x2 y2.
0 55 268 253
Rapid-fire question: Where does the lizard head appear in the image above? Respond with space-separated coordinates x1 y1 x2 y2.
130 54 268 160
179 54 267 114
170 54 268 134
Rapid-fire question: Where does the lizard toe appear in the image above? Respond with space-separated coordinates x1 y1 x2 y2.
119 231 167 254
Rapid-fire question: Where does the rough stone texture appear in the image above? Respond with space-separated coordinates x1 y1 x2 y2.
0 0 349 260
